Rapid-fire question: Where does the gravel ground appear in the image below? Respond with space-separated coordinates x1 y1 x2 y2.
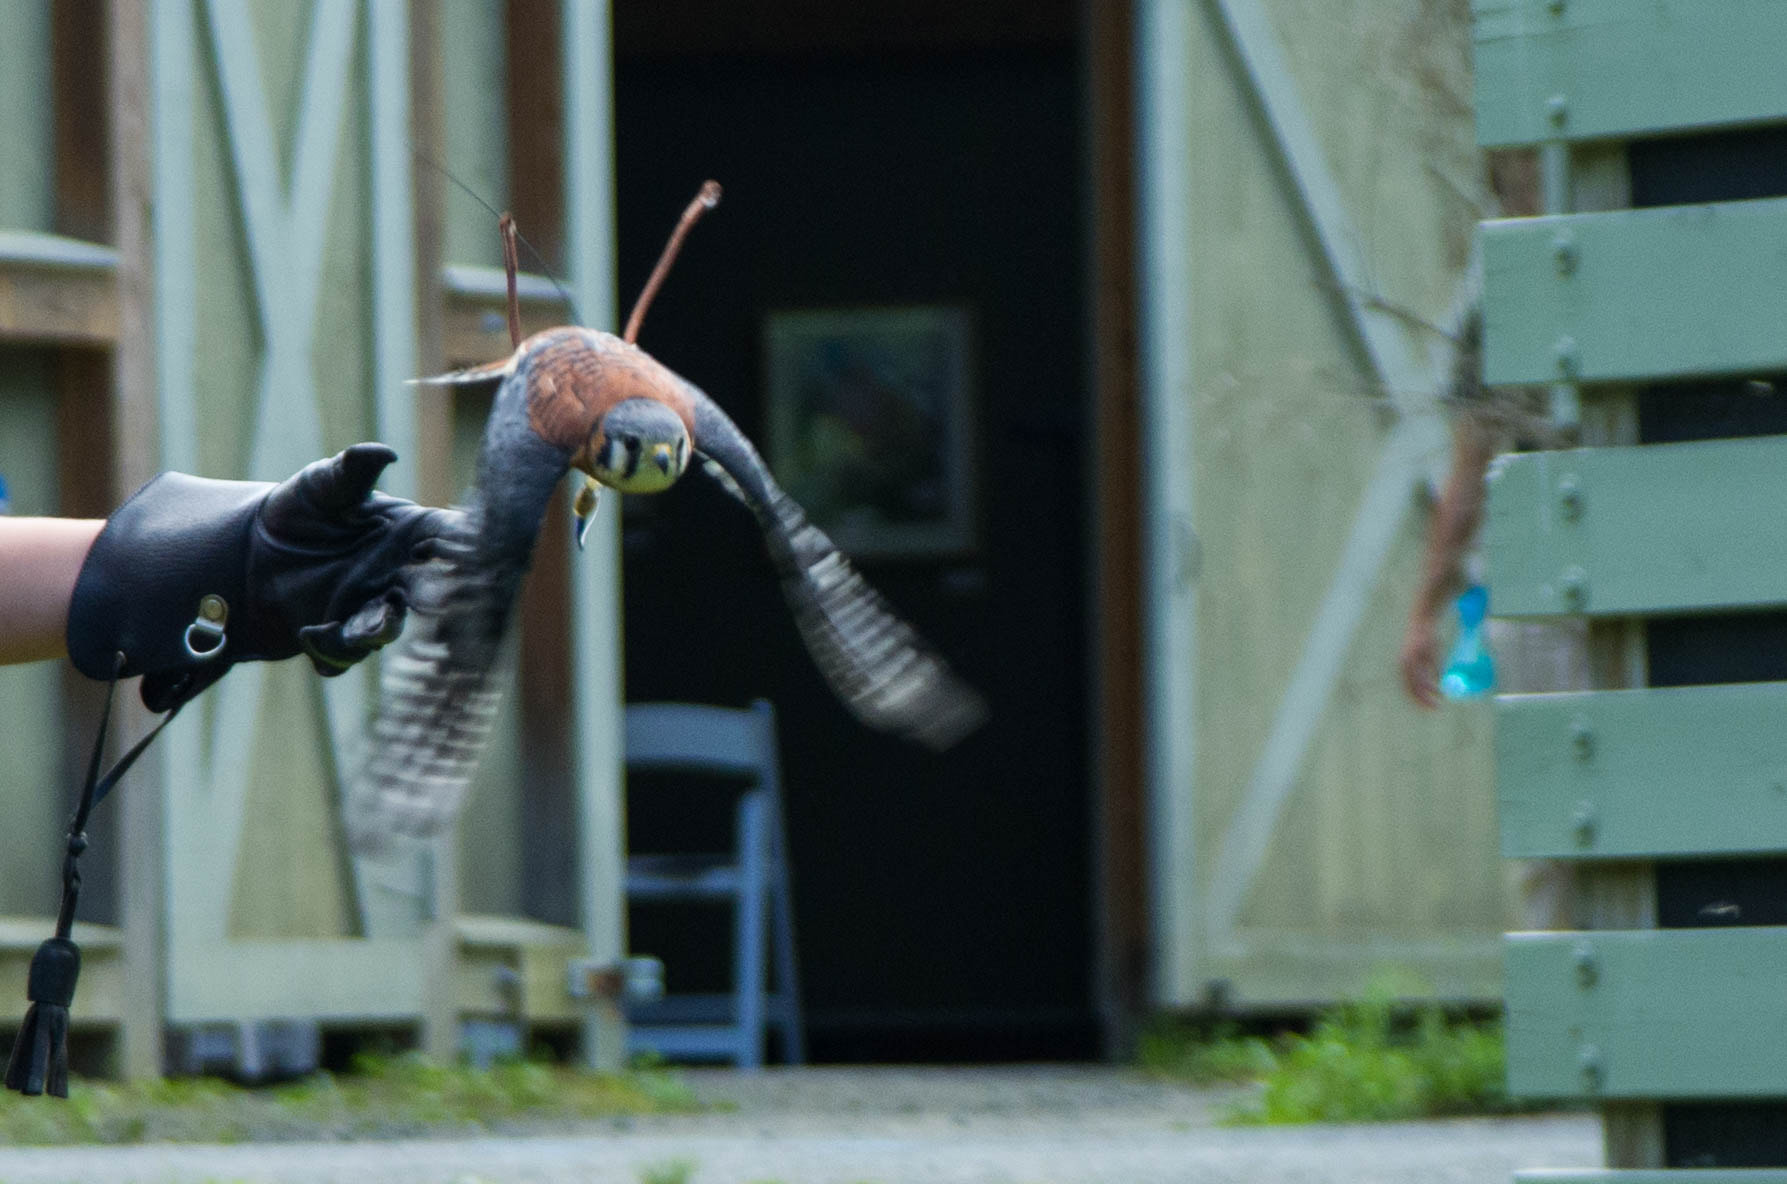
0 1066 1601 1184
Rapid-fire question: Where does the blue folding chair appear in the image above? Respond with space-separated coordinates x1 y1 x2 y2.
623 699 804 1068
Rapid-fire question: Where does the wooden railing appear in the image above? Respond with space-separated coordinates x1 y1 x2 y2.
1477 0 1787 1175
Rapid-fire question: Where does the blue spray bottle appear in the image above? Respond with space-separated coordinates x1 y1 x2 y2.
1440 584 1495 700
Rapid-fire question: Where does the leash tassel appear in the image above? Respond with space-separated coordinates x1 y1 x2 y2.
4 938 78 1097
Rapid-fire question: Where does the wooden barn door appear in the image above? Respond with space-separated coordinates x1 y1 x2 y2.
147 0 629 1070
149 0 430 1033
1140 0 1505 1009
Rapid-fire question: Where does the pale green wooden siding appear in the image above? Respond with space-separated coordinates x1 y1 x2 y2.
441 0 509 271
1498 683 1787 860
1474 0 1787 148
1482 200 1787 387
0 1 54 233
1486 437 1787 618
0 350 65 917
1167 0 1509 1007
228 661 356 938
168 3 378 940
0 1 63 919
1479 0 1787 1159
437 9 530 920
187 2 261 482
313 55 376 451
1506 929 1787 1099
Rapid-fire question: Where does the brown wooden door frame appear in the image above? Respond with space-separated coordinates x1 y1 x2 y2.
1083 0 1148 1054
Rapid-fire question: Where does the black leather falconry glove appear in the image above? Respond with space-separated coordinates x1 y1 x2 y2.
66 443 454 712
10 443 452 1099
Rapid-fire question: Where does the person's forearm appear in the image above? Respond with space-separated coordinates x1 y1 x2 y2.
0 518 103 666
1409 420 1495 627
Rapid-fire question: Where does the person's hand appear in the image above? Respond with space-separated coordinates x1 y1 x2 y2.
1398 615 1442 710
66 444 459 711
252 445 458 677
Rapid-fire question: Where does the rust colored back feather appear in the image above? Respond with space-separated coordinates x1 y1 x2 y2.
518 328 698 462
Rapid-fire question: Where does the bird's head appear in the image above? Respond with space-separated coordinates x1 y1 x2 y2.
582 397 692 495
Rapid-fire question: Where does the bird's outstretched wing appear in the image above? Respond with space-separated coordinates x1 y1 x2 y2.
345 367 566 854
689 390 987 750
343 511 513 853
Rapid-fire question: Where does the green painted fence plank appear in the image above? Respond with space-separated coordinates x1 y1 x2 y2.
1474 0 1787 148
1485 437 1787 618
1517 1174 1787 1184
1482 199 1787 387
1496 682 1787 860
1506 928 1787 1100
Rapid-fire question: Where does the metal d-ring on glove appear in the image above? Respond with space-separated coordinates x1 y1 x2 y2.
6 443 455 1098
182 594 229 661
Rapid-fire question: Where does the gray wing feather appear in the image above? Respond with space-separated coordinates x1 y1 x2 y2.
344 524 514 854
346 367 565 853
692 392 987 750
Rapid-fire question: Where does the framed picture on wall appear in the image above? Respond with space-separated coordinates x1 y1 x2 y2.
763 305 976 559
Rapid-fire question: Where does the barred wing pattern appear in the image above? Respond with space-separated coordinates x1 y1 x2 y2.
345 610 506 852
691 393 987 750
345 369 565 854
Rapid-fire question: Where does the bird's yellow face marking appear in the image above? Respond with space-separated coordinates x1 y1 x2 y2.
583 398 692 494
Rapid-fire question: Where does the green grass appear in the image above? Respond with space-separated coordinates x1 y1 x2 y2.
1140 984 1524 1124
638 1160 697 1184
0 1052 698 1145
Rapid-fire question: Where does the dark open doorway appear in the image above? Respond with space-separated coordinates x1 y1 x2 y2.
610 1 1105 1061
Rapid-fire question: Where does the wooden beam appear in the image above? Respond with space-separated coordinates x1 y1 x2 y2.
370 0 419 497
518 491 577 928
54 347 120 942
507 0 566 278
0 918 124 1027
1569 144 1662 1174
563 0 628 1074
1507 927 1787 1100
411 0 450 507
1486 434 1787 618
109 0 164 1082
1498 682 1787 861
1474 0 1787 149
1085 0 1145 1052
0 238 118 347
1135 0 1200 1007
441 264 572 366
1483 197 1787 387
52 0 111 244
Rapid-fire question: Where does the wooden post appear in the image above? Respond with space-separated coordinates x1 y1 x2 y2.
410 0 452 511
107 0 167 1081
561 0 629 1073
1568 142 1664 1171
1085 0 1146 1055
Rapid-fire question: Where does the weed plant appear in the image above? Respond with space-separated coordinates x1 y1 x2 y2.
1141 983 1526 1124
